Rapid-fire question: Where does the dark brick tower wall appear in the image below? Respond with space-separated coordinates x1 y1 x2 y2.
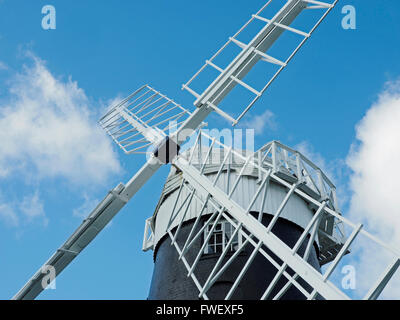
148 213 321 300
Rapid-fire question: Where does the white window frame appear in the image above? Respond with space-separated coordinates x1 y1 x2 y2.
204 220 241 254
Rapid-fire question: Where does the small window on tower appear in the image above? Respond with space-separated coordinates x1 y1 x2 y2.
204 220 240 254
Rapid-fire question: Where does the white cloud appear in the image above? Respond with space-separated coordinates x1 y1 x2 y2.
346 79 400 299
19 191 46 220
240 109 276 135
347 80 400 237
0 53 122 185
0 201 18 227
0 191 48 227
99 94 125 115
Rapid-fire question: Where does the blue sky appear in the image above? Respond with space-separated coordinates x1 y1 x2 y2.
1 0 400 300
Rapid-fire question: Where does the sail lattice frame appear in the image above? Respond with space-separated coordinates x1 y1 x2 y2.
99 85 193 154
183 0 338 125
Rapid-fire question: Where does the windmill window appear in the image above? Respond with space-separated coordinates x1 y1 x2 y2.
204 220 240 254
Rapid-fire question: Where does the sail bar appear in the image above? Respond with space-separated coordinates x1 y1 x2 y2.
252 14 310 37
302 0 333 8
363 258 400 300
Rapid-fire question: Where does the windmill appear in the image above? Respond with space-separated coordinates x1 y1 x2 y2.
13 0 400 300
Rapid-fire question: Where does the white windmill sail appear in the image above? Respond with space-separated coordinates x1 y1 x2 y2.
183 0 338 125
144 131 400 300
99 85 194 155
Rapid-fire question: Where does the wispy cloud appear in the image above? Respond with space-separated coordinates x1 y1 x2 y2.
73 194 100 219
0 61 7 71
0 52 123 230
0 52 122 185
240 109 277 135
0 200 19 227
19 191 47 224
0 190 47 227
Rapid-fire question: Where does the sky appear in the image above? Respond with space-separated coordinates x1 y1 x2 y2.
1 0 400 300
